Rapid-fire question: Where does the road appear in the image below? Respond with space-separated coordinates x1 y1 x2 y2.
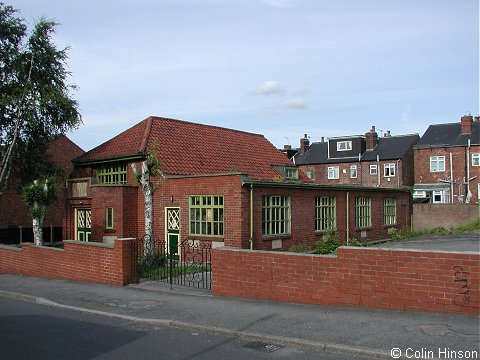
0 297 372 360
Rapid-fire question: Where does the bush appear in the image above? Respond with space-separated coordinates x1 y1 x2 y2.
347 237 362 246
315 231 340 254
289 243 310 253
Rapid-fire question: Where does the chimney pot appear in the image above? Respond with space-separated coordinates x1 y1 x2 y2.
321 136 324 143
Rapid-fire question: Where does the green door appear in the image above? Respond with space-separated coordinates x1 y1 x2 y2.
76 209 92 242
166 208 180 260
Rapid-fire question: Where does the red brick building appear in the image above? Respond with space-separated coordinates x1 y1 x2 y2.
65 116 411 249
0 136 84 241
293 127 419 189
413 115 480 204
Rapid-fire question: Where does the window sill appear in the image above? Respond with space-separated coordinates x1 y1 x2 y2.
262 234 291 241
104 228 116 233
315 230 337 235
383 224 397 229
354 227 372 231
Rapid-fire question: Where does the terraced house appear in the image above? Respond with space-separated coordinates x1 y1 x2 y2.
65 116 411 249
293 127 419 189
413 115 480 204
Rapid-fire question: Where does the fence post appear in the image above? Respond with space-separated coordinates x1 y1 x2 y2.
19 226 22 244
50 225 54 245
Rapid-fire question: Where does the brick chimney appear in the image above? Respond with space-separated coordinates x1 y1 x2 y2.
384 130 391 137
474 115 479 123
365 126 378 150
300 134 310 154
461 115 473 134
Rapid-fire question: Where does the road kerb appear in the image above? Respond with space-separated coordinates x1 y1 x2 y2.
0 289 391 359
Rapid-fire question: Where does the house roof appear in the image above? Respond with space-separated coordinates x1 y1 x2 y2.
74 116 297 181
415 122 480 148
294 134 419 165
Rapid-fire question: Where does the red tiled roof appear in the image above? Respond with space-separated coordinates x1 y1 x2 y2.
75 116 296 181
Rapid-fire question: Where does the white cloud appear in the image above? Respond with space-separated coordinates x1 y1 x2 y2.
249 80 286 96
282 98 309 110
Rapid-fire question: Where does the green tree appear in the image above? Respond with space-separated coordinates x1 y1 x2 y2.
0 3 81 196
22 177 56 245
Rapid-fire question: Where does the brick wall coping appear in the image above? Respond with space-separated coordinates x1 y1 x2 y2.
215 246 479 257
63 240 114 248
0 244 21 252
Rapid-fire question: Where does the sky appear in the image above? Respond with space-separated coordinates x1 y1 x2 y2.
7 0 480 152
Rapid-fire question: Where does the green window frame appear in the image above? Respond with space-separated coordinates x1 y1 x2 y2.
105 207 114 229
383 198 397 226
189 195 224 237
97 164 127 185
262 195 291 236
315 196 336 231
355 197 371 228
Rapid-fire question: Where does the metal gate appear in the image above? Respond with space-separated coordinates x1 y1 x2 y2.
130 235 212 290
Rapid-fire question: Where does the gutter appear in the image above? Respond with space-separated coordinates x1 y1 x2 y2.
241 180 411 193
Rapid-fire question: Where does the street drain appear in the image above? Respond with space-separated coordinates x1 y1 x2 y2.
244 341 283 353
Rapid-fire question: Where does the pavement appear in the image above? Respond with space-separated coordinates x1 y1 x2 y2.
0 274 479 359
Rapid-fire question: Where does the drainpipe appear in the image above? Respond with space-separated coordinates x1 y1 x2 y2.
466 140 471 202
249 184 254 250
346 192 349 244
396 159 400 187
377 155 380 187
450 153 454 203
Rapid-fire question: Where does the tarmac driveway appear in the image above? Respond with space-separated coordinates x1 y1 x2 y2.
375 231 479 252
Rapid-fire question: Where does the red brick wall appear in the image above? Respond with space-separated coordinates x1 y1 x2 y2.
413 204 479 231
212 247 479 315
0 136 84 230
150 175 245 248
0 238 135 286
298 158 411 188
414 146 480 203
249 187 410 251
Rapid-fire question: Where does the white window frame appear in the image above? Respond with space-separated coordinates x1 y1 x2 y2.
430 156 445 172
413 190 427 198
327 166 339 179
432 190 444 204
472 153 480 166
384 163 395 177
306 169 315 180
369 165 378 175
337 140 352 151
350 165 357 178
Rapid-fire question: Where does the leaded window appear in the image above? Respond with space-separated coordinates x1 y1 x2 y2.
355 197 371 228
189 195 224 237
262 195 291 236
383 198 396 226
315 196 336 231
97 164 127 185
